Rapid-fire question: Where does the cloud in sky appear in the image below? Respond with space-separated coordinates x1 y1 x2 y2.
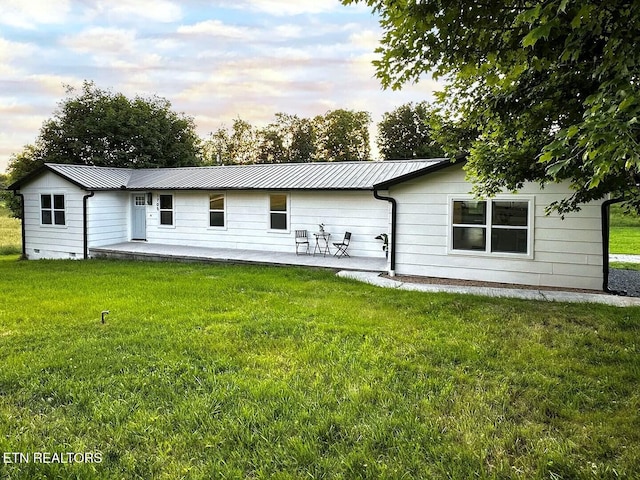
0 0 442 172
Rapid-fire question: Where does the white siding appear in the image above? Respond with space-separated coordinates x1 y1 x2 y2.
19 172 86 259
87 191 129 247
390 165 604 290
142 190 389 259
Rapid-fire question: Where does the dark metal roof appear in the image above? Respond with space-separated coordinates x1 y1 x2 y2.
7 164 132 191
126 159 450 190
11 159 455 191
47 164 133 190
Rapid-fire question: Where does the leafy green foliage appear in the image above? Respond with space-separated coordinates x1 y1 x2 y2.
257 113 317 164
0 259 639 478
376 102 445 159
4 82 202 217
314 109 372 162
343 0 640 213
203 109 371 164
2 145 44 218
39 81 202 168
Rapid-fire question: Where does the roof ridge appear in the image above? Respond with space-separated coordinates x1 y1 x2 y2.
46 163 134 170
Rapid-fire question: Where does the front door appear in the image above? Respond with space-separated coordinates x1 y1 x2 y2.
131 194 147 240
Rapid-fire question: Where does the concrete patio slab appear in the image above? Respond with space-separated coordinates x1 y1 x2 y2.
90 242 388 272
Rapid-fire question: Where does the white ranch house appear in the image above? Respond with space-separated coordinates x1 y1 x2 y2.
8 159 608 290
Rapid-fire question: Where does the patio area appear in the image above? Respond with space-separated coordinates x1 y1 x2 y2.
89 242 388 272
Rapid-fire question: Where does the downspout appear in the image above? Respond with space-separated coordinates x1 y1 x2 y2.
373 189 397 276
12 191 26 259
601 197 625 294
83 191 95 259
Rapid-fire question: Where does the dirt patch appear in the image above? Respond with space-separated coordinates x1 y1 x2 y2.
381 274 605 295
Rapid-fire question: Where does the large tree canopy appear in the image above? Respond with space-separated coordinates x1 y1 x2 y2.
37 81 201 168
377 101 445 160
4 81 202 217
343 0 640 213
314 109 372 162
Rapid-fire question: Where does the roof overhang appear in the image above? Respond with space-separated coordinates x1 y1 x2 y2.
6 164 92 191
372 156 466 190
7 157 466 192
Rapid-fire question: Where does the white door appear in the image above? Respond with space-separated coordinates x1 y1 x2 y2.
131 194 147 240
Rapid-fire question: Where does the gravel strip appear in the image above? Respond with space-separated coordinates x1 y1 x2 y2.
609 269 640 297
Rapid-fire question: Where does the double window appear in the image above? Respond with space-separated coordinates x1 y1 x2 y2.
41 194 65 226
450 198 532 256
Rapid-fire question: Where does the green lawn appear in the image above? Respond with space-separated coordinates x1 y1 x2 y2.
610 205 640 255
0 257 639 479
0 203 21 255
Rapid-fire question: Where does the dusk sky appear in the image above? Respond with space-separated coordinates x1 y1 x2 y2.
0 0 442 172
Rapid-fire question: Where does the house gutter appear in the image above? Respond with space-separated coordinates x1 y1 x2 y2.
373 189 397 276
83 191 95 259
601 197 625 294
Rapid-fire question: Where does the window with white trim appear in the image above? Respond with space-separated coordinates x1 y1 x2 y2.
269 193 288 230
159 194 174 226
209 193 225 227
450 198 532 256
41 194 66 226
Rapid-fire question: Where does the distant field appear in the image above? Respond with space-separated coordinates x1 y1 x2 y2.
610 205 640 255
0 203 21 255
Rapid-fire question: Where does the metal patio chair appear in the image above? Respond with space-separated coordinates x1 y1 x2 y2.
295 229 310 255
333 231 351 258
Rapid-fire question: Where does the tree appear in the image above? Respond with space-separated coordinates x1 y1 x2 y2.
343 0 640 213
0 172 10 212
203 118 259 165
3 145 47 217
377 102 445 159
289 116 317 163
227 118 258 164
202 127 231 165
4 81 203 217
257 126 287 164
257 113 317 163
38 81 201 168
314 109 372 162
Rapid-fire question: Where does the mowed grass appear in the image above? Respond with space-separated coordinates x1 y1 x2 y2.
610 205 640 255
0 257 639 479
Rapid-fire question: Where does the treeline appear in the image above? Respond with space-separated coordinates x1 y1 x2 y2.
2 82 452 215
203 102 445 165
203 110 370 164
6 82 448 171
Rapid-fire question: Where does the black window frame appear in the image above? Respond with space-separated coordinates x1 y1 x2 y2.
450 198 533 257
41 194 66 226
